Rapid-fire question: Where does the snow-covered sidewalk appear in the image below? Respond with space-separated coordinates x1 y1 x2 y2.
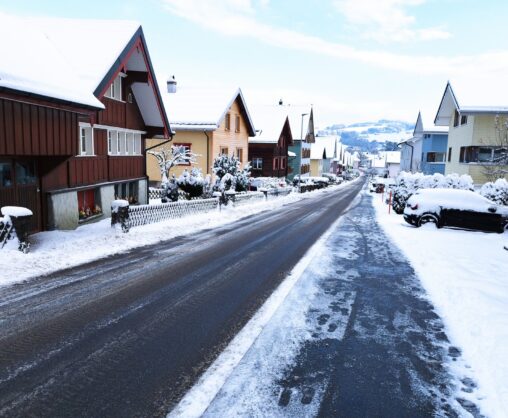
0 180 359 287
372 189 508 417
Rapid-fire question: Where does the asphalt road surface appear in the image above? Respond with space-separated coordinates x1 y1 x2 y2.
0 181 364 417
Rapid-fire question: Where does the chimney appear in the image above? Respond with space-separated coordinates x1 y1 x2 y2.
278 98 283 106
167 75 177 93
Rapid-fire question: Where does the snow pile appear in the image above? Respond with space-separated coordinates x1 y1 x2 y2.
480 178 508 206
373 190 508 417
1 206 33 217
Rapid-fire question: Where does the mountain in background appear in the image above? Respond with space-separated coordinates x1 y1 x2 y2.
319 120 414 153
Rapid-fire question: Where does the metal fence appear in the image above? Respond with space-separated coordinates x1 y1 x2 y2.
265 187 293 199
128 198 220 228
232 192 265 206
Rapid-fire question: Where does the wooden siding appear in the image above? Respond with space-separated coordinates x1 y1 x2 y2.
109 156 144 181
97 86 145 131
0 98 78 156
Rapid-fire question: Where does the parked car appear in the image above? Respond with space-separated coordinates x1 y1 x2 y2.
322 173 342 184
403 188 508 233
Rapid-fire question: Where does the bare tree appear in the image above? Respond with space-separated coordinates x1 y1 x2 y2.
147 145 197 185
482 115 508 182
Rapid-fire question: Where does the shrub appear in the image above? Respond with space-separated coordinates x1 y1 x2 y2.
480 178 508 205
177 168 205 199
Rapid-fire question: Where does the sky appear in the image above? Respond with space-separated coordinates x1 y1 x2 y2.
2 0 508 128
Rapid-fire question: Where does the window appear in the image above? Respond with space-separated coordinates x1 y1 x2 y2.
115 181 139 204
105 74 123 101
108 130 142 156
273 157 279 171
79 126 94 156
173 143 191 165
225 113 231 131
220 146 229 156
448 147 452 162
461 115 468 125
236 148 243 162
235 115 240 133
0 162 13 187
118 131 126 154
426 152 446 163
280 157 286 169
252 158 263 170
126 133 134 155
459 146 506 163
453 110 460 127
15 161 37 184
77 189 102 220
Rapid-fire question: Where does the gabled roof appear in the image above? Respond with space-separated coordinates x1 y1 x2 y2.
413 111 448 135
0 14 170 134
435 81 508 126
286 106 315 142
248 105 292 144
162 86 256 136
311 136 336 160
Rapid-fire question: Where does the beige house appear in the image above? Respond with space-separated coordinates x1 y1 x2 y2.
147 83 256 185
435 81 508 184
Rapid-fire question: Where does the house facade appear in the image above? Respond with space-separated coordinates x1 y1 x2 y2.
0 16 170 231
401 111 448 175
248 107 293 178
146 86 255 184
287 107 316 181
435 82 508 183
310 136 336 176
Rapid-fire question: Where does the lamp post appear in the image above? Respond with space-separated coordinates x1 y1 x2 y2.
299 113 308 191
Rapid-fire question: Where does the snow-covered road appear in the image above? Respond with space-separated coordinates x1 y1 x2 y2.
172 189 479 417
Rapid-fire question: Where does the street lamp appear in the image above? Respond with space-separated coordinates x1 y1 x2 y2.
299 113 309 191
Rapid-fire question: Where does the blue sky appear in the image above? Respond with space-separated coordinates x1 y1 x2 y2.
2 0 508 127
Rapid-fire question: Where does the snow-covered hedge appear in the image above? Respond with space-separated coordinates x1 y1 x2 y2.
177 168 205 199
480 178 508 206
392 172 474 214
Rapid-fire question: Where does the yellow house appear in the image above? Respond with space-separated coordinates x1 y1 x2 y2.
147 84 256 185
435 81 508 184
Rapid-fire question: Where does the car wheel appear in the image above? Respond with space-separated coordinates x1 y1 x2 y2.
417 213 440 228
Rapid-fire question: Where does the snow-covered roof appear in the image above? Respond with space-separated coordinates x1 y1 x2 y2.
413 111 448 135
161 85 255 135
0 13 108 108
311 136 336 160
248 105 291 144
284 106 314 141
435 81 508 126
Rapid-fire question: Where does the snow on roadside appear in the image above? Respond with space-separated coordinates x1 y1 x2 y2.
0 179 360 287
372 190 508 417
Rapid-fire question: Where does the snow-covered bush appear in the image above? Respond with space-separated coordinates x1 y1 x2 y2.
392 172 475 214
212 154 251 192
177 168 205 199
162 175 179 203
480 178 508 205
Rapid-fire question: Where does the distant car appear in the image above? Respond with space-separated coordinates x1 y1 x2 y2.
322 173 342 184
403 188 508 233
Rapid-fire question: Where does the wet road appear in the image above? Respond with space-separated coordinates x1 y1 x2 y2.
0 181 363 417
201 191 481 417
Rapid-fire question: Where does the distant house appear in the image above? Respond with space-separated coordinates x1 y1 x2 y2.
385 151 401 178
435 81 508 183
400 111 448 174
287 107 316 180
310 136 337 176
248 106 293 178
0 15 170 230
146 85 256 185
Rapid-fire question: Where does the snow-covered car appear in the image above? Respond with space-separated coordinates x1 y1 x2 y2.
403 188 508 233
322 173 342 184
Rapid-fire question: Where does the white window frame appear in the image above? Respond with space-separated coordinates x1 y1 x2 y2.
104 73 125 101
106 128 143 156
78 124 94 156
252 158 263 170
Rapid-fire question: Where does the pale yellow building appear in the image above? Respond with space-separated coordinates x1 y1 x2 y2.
147 84 256 185
435 81 508 184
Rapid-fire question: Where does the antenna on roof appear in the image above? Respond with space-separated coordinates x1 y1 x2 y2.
167 75 177 94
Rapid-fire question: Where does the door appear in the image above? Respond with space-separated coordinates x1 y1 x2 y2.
0 160 41 232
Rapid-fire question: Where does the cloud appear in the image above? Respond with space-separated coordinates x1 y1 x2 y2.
332 0 451 43
161 0 508 77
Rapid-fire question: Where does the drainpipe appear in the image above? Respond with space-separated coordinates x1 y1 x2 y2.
407 143 414 172
203 131 210 174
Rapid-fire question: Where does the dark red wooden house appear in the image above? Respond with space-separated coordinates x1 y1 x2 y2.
0 16 170 230
248 107 293 178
